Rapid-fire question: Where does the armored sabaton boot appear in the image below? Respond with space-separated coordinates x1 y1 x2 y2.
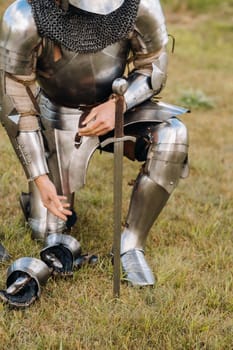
121 118 189 286
0 257 51 308
121 174 169 286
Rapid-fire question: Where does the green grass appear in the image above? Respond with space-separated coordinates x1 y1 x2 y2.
0 1 233 349
162 0 231 13
178 89 215 110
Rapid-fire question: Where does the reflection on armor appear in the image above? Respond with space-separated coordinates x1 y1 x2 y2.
121 249 156 286
136 0 168 52
37 41 129 106
0 92 49 180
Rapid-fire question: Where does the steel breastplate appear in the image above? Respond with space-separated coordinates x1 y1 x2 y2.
36 40 129 107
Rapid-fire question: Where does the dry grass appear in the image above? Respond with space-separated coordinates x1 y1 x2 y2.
0 1 233 349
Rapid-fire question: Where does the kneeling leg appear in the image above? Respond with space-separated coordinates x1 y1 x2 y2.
121 118 189 286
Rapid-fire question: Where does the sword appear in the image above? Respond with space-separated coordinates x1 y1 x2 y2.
112 95 136 298
112 96 124 298
68 93 136 297
98 99 135 297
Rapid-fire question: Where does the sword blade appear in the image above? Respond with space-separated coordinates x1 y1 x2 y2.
112 95 125 298
113 139 123 298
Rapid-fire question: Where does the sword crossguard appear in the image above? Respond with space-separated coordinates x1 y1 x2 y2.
100 135 136 148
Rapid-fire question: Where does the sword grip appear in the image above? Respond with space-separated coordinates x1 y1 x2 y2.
113 95 125 138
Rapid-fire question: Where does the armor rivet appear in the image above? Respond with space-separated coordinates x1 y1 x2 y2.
170 181 174 185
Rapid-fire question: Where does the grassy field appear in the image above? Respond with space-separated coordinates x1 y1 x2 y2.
0 1 233 349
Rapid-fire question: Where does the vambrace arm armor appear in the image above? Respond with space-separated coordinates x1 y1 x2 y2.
0 72 49 180
0 0 47 180
112 0 168 110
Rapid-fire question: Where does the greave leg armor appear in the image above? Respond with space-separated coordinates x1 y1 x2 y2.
121 174 169 254
22 95 81 240
121 174 169 286
121 117 189 286
26 182 68 240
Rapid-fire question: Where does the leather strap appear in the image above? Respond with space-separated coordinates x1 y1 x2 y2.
5 72 40 115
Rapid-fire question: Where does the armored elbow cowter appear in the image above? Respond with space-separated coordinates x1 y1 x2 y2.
112 51 168 111
112 0 168 110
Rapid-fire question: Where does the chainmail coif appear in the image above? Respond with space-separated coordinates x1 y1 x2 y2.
30 0 141 53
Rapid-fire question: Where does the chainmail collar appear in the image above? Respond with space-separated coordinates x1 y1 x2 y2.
29 0 140 54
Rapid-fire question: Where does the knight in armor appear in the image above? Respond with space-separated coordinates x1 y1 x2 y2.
0 0 189 287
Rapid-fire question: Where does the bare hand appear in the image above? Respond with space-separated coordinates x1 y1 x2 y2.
34 174 72 221
78 99 116 136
